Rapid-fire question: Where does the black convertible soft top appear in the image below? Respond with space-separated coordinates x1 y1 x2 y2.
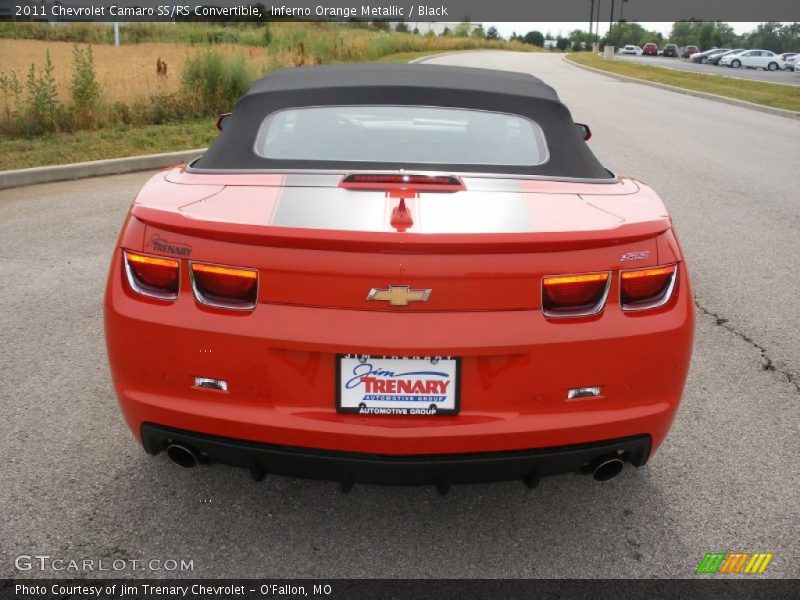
192 64 612 180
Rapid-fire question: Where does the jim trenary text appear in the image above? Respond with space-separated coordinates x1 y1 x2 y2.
16 584 333 598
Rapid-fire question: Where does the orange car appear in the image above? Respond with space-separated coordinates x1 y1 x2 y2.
105 65 694 493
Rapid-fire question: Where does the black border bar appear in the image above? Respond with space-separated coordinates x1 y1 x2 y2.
1 0 798 23
2 579 799 600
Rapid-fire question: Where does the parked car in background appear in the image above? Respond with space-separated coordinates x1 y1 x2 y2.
643 43 658 56
720 49 781 70
707 49 745 65
620 45 643 55
778 53 798 70
690 48 727 63
682 45 699 58
663 44 679 57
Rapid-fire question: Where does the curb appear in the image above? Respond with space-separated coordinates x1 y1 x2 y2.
563 55 800 121
0 148 207 191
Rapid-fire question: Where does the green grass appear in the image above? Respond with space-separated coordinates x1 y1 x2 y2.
0 119 217 171
566 52 800 112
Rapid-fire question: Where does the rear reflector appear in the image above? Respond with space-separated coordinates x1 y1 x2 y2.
620 264 677 311
340 173 465 192
123 250 179 300
190 263 258 310
542 272 610 318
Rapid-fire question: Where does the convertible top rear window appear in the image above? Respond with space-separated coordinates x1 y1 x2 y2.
254 106 548 167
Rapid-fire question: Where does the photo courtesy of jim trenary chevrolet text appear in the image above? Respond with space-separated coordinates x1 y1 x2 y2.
0 0 797 597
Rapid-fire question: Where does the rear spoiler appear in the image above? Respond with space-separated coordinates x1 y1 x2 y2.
131 206 671 254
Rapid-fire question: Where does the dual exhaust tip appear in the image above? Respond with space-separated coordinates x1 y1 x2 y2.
164 443 627 483
588 454 626 482
165 443 198 469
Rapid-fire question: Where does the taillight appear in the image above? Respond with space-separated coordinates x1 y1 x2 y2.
190 262 258 310
542 272 610 318
620 264 677 311
123 250 179 300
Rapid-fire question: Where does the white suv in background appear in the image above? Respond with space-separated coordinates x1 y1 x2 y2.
719 49 781 70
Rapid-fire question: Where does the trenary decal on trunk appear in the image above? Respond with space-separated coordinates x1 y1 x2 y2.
145 234 192 256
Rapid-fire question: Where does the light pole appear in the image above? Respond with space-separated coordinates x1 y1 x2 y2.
609 0 615 36
595 0 602 41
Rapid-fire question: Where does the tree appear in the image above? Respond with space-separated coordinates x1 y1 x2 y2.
412 27 420 35
669 20 704 47
471 25 485 39
556 37 569 51
440 26 452 37
742 21 799 53
523 30 544 47
486 26 499 40
568 28 594 49
605 21 661 48
711 22 738 48
453 20 472 37
395 22 409 33
698 22 714 51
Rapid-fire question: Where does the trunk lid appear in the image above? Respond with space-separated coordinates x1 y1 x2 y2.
133 170 670 312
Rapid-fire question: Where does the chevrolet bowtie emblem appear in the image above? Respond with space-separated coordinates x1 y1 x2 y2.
367 285 432 306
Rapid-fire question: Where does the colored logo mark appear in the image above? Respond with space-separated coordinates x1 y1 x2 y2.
696 552 773 574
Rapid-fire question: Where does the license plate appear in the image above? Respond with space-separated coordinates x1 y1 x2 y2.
336 355 460 416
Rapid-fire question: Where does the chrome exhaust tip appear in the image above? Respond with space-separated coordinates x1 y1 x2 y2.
589 455 625 482
165 443 198 469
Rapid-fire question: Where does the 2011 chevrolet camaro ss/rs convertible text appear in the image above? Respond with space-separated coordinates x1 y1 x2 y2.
104 64 694 492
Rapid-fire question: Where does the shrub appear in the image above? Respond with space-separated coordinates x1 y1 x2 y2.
181 50 255 115
24 50 62 134
71 44 100 128
0 71 22 133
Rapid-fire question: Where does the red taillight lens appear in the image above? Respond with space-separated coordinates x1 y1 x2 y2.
191 263 258 309
542 272 610 317
620 264 677 310
124 251 179 299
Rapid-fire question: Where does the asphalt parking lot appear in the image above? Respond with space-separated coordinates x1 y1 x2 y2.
1 52 798 579
614 53 800 86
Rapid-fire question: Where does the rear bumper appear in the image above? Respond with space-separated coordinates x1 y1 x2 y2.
105 247 694 458
142 423 651 486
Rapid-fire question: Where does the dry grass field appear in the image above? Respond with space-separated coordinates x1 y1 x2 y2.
0 23 536 112
0 22 538 168
0 39 271 106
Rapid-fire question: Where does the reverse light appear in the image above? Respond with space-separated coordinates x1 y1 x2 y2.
620 264 678 311
194 377 228 392
123 250 179 300
567 386 602 400
542 272 610 318
190 262 258 310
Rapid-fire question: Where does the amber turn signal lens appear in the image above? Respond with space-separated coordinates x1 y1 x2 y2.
620 264 677 310
191 263 257 309
124 250 179 299
543 272 609 308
